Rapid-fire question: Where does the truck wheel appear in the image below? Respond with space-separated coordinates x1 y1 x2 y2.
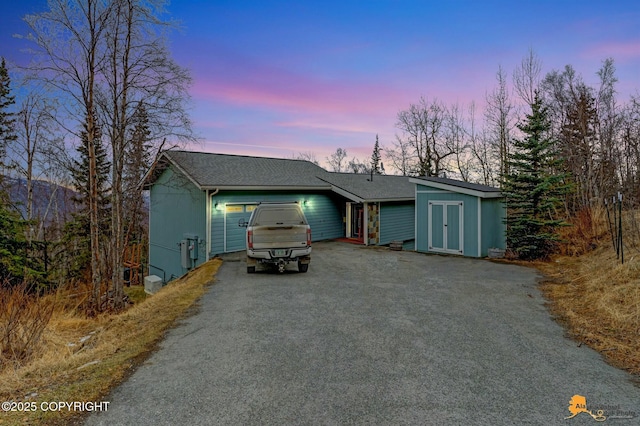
298 262 308 273
247 266 255 273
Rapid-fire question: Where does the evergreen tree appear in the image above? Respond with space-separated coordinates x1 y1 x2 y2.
64 110 111 279
371 134 382 174
0 57 16 165
0 58 25 285
0 191 27 284
123 102 152 242
502 92 568 260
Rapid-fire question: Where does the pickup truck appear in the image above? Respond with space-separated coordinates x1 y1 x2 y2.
244 202 311 273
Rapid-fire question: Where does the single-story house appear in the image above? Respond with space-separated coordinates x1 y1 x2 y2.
410 176 506 257
142 150 415 281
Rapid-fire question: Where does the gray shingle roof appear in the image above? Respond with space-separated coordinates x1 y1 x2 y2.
318 173 415 201
144 150 413 202
146 151 331 189
410 176 502 198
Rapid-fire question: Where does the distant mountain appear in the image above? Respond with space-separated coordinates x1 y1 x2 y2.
2 176 78 227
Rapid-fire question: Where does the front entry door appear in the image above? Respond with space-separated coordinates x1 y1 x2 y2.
428 201 463 254
350 203 364 242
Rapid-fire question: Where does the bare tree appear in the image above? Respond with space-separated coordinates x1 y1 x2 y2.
513 48 542 107
445 102 471 181
97 0 193 310
385 136 412 176
25 0 113 313
326 147 347 172
485 66 515 181
293 151 320 165
395 97 453 177
12 91 57 242
596 58 621 193
346 157 370 174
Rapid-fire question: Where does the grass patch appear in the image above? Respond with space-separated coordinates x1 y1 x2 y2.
0 258 221 426
124 285 148 305
538 207 640 377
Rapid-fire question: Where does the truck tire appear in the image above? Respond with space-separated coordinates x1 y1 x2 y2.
298 262 308 273
247 266 256 273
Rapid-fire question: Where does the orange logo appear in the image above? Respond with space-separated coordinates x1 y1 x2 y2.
565 395 606 422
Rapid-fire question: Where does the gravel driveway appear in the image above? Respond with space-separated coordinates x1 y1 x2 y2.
86 241 639 425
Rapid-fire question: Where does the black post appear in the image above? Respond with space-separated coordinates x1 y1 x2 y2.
613 196 619 258
619 193 624 264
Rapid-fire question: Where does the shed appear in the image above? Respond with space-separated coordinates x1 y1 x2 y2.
410 177 505 257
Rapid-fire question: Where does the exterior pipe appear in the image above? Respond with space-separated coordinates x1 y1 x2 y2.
206 188 220 260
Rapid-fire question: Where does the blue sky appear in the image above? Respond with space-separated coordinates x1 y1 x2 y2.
2 0 639 168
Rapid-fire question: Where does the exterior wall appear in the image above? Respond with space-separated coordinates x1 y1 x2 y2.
149 166 207 281
379 201 415 245
209 190 345 256
480 198 506 255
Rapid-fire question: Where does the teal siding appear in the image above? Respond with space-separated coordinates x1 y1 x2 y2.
210 191 344 255
379 201 415 245
480 198 507 255
149 167 207 281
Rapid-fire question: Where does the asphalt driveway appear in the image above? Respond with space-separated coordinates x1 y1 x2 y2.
86 241 639 425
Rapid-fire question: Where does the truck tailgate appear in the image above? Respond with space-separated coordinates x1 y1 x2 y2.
251 225 308 249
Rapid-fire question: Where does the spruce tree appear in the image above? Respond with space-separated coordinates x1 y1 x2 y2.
64 111 111 278
123 102 152 242
371 134 382 174
502 92 568 260
0 57 16 164
0 57 27 284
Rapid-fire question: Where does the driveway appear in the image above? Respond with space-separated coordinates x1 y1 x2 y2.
86 241 639 425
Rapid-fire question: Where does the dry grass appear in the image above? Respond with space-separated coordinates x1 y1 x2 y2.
0 258 221 426
539 207 640 376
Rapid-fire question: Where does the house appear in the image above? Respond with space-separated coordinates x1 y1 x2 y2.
410 176 506 257
142 150 415 281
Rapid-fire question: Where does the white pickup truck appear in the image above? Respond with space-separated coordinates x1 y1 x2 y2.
244 202 311 273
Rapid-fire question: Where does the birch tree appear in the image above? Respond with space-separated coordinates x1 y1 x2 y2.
25 0 112 312
98 0 192 309
485 66 515 180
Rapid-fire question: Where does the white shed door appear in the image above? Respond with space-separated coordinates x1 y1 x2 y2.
428 201 463 254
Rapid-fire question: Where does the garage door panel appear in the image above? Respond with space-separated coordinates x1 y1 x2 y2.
225 205 253 252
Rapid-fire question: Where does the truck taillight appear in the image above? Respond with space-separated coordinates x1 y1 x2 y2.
306 228 311 247
247 230 253 249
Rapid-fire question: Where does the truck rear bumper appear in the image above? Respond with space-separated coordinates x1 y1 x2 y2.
247 247 312 262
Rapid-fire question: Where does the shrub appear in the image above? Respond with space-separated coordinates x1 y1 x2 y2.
0 282 54 369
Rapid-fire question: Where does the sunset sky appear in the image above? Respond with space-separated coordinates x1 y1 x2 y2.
2 0 639 169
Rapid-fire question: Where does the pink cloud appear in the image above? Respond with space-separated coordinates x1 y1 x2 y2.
583 41 640 61
190 59 410 119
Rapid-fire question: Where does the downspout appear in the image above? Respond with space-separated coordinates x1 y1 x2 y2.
206 188 220 260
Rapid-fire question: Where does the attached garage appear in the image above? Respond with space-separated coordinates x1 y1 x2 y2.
209 190 344 256
411 177 505 257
